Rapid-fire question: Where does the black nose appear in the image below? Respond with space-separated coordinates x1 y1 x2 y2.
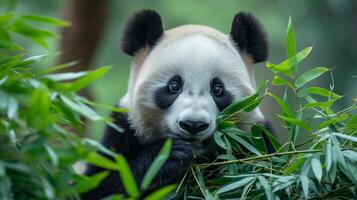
179 120 209 134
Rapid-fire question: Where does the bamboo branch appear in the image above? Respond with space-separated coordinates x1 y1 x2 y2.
195 149 323 167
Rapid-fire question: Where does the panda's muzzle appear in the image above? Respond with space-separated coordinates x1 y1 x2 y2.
178 120 209 134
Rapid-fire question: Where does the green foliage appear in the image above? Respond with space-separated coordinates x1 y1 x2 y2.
1 5 356 200
0 9 170 200
173 17 357 200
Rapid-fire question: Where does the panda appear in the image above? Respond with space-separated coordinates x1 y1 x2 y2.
82 9 273 199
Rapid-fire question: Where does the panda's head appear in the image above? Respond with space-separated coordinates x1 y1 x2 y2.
119 10 268 146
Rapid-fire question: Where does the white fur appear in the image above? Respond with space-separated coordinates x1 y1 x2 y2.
120 26 264 143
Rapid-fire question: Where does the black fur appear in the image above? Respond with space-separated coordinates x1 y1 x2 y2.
154 75 183 109
121 10 164 56
82 112 194 199
230 12 268 63
210 78 234 111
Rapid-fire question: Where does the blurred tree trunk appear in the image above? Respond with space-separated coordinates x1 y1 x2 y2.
58 0 108 99
58 0 108 136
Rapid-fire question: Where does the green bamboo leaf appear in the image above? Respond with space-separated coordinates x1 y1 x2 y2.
325 141 332 172
75 172 109 193
286 16 297 72
214 131 227 149
8 19 56 48
250 125 267 152
295 67 329 88
44 144 58 166
277 114 311 131
240 177 256 200
343 150 357 162
100 194 124 200
20 14 70 27
255 124 282 151
272 179 295 192
284 156 306 174
60 95 103 121
347 115 357 133
300 175 309 199
243 98 263 112
6 96 18 119
39 61 78 74
333 132 357 143
144 184 177 200
258 176 272 200
85 152 118 170
216 176 255 195
141 139 172 190
266 47 312 76
225 131 261 155
333 142 346 169
43 71 88 81
299 87 342 99
116 155 139 198
268 93 294 118
304 99 336 109
272 75 295 89
62 66 111 92
0 41 23 50
220 93 258 116
317 114 349 130
0 13 13 26
311 158 322 183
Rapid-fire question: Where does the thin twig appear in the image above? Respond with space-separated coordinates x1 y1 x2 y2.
195 149 323 168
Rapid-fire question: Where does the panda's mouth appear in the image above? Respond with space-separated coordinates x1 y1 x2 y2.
184 137 203 145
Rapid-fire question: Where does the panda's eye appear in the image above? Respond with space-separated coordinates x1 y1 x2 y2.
211 77 225 97
212 84 224 96
167 75 182 94
168 81 181 93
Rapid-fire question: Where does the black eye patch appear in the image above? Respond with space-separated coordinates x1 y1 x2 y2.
154 75 183 109
210 78 233 111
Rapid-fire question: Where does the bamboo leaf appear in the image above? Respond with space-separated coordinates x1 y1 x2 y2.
85 152 118 170
268 93 294 118
116 155 139 198
75 172 109 193
250 125 267 152
258 176 273 200
62 66 111 92
300 176 309 199
214 131 227 150
216 176 255 195
286 16 297 72
295 67 329 88
333 132 357 143
20 14 70 27
144 184 177 200
311 158 322 183
220 93 258 116
272 75 295 89
141 139 172 190
225 131 261 155
277 114 312 131
266 47 312 76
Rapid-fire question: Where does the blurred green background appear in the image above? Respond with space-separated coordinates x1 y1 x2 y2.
4 0 357 140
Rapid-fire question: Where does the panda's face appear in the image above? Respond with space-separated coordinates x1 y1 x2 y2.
131 33 255 143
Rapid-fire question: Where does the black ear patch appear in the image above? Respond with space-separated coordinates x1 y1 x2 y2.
230 12 268 63
121 10 164 56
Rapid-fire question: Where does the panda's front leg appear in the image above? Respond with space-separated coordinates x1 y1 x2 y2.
130 137 194 196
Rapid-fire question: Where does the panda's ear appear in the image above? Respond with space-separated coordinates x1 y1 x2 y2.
230 12 268 63
121 10 164 56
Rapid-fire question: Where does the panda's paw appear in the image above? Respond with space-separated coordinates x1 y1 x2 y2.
170 137 194 165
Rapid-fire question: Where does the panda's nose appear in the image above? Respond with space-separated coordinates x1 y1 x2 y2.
179 120 209 134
